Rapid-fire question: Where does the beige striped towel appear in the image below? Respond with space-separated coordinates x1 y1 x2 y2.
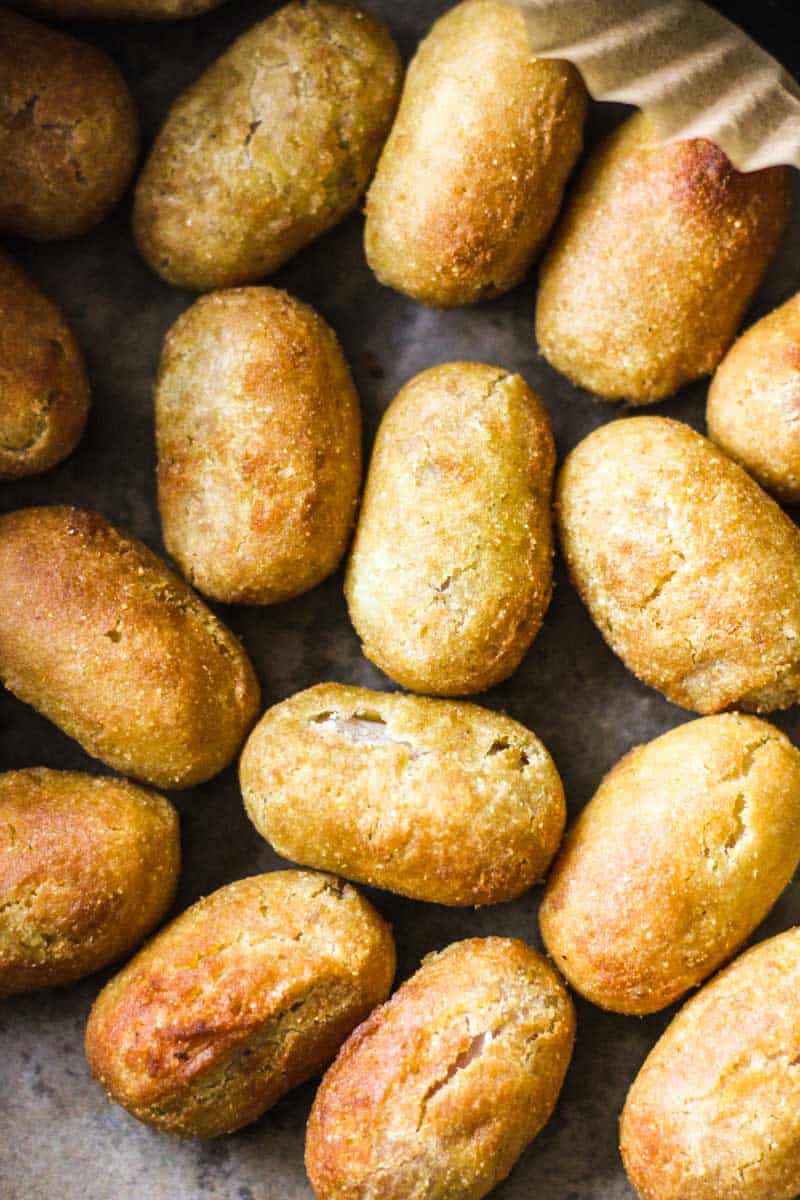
517 0 800 170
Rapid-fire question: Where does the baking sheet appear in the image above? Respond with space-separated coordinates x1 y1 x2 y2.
1 2 799 1197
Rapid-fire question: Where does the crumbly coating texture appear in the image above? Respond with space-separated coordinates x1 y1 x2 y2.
85 870 395 1137
14 0 227 17
0 7 139 241
0 250 89 479
0 506 260 789
540 714 800 1016
535 113 791 404
621 927 800 1200
133 0 402 291
0 769 179 997
364 0 586 307
306 937 575 1200
240 683 565 907
157 288 362 605
345 363 555 695
707 293 800 502
557 417 800 714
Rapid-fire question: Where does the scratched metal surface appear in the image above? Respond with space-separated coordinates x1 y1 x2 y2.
1 2 799 1197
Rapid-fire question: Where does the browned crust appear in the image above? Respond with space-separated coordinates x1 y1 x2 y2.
0 7 139 241
240 683 565 906
306 937 575 1200
133 1 402 291
556 417 800 714
0 249 89 479
0 506 260 788
0 768 179 997
621 927 800 1200
365 0 586 307
536 113 792 403
345 362 555 695
156 288 362 604
85 871 395 1137
540 714 800 1015
707 292 800 502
